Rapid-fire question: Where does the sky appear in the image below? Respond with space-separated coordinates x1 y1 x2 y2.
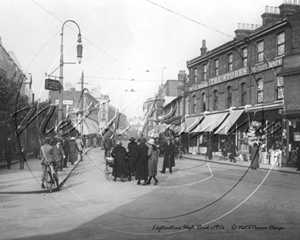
0 0 284 119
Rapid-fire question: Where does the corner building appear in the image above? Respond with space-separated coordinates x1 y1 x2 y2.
185 2 300 167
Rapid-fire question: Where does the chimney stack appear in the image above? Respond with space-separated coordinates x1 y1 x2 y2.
279 0 300 18
200 40 207 56
261 5 281 26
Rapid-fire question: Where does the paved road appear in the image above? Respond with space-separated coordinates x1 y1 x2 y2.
1 147 300 240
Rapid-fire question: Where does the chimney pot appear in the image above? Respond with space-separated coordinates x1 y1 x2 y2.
270 6 274 13
238 23 241 29
265 6 269 13
246 23 250 29
242 23 245 29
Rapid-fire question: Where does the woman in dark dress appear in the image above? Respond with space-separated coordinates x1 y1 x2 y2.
111 141 128 182
127 137 137 178
206 140 213 160
250 143 260 170
135 137 149 185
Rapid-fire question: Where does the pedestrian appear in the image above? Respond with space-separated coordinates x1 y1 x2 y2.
40 137 55 189
229 140 238 163
274 146 282 167
127 137 137 178
4 133 16 170
34 146 40 159
104 133 113 157
17 145 27 170
52 137 65 171
111 140 128 182
250 142 260 170
147 138 159 185
76 135 85 161
63 136 70 168
206 140 213 160
69 137 77 165
135 137 149 185
160 137 175 174
268 145 276 165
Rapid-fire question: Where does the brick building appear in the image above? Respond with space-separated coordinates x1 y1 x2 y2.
184 2 300 167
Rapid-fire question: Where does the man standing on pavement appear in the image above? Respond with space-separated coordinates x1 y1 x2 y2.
63 136 70 168
40 137 54 189
76 135 85 161
127 137 137 177
52 137 65 171
4 133 16 170
135 137 149 185
160 137 175 174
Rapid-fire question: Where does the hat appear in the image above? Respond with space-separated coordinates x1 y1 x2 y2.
70 137 76 140
140 137 147 143
44 137 51 143
147 139 155 145
129 137 136 141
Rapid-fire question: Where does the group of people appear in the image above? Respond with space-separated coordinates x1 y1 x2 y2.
104 135 177 186
39 135 85 189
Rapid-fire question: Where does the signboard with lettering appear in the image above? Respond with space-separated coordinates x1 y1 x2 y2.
208 67 249 86
251 58 282 74
45 78 61 91
54 99 74 105
189 81 208 92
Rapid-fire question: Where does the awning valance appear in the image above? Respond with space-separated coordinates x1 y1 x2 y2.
214 109 244 135
184 116 204 133
192 112 229 133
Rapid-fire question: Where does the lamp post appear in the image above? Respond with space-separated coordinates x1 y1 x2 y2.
58 20 83 126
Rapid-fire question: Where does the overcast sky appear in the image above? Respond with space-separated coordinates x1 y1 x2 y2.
0 0 284 118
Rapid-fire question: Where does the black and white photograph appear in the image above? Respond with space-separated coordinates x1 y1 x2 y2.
1 0 300 239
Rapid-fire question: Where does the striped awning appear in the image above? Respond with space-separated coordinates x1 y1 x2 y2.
184 116 204 133
214 109 244 135
192 112 229 133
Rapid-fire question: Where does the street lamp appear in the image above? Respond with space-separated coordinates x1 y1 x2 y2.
58 20 83 128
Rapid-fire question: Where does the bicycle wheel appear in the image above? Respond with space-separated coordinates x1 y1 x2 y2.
45 169 53 193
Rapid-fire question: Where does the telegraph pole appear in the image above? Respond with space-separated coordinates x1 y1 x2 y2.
80 71 84 136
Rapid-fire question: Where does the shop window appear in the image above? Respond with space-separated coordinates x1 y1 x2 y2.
241 83 247 106
227 86 232 108
242 47 248 67
277 32 285 57
277 76 284 99
215 59 219 76
192 95 197 114
202 64 207 81
213 90 218 110
202 93 206 112
257 79 263 103
257 40 264 63
228 53 233 72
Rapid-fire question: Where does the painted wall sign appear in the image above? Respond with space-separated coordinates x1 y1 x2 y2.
208 67 249 86
251 58 282 74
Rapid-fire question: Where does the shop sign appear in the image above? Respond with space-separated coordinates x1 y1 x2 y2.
294 132 300 141
277 76 284 86
208 67 248 86
278 87 284 99
189 81 208 92
251 58 282 74
54 99 74 105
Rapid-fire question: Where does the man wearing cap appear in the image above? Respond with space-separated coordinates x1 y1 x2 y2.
4 133 16 170
40 137 54 189
135 137 149 185
111 140 128 182
160 137 176 174
127 137 137 178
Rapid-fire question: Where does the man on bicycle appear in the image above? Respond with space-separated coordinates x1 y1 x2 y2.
40 137 56 189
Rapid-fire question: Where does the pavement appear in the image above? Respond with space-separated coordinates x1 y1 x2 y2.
0 147 93 194
0 147 299 195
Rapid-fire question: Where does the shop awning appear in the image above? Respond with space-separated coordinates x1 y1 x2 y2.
192 112 229 133
71 116 100 135
184 116 204 133
214 109 244 135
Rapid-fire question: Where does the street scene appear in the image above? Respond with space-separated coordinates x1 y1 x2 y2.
1 0 300 239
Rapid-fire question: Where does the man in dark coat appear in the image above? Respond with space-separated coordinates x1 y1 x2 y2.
104 133 113 157
63 136 70 168
160 137 175 174
127 137 137 178
229 140 238 163
111 140 128 182
135 137 149 185
4 133 16 170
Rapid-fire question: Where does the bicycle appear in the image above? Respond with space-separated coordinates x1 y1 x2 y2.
43 162 59 193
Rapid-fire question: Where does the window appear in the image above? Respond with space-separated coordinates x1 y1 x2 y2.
213 90 218 110
203 64 207 81
215 59 219 76
277 76 284 99
192 95 197 114
257 40 264 63
277 32 285 56
242 47 248 67
228 53 233 72
257 79 263 103
227 86 232 108
241 83 247 106
202 93 206 112
194 68 198 84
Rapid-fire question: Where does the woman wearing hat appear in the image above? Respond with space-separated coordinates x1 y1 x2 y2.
147 139 159 185
127 137 137 178
160 136 176 174
111 140 128 182
135 137 149 185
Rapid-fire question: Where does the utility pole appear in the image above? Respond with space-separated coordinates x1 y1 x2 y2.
81 71 84 136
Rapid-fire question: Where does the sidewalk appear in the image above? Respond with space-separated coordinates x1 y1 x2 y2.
183 153 300 174
0 147 93 194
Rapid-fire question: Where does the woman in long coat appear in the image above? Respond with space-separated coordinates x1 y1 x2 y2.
111 141 128 182
147 139 159 185
206 140 213 160
135 137 149 185
250 142 260 170
160 137 175 174
127 137 137 178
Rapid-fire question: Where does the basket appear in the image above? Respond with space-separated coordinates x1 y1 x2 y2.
105 157 114 167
